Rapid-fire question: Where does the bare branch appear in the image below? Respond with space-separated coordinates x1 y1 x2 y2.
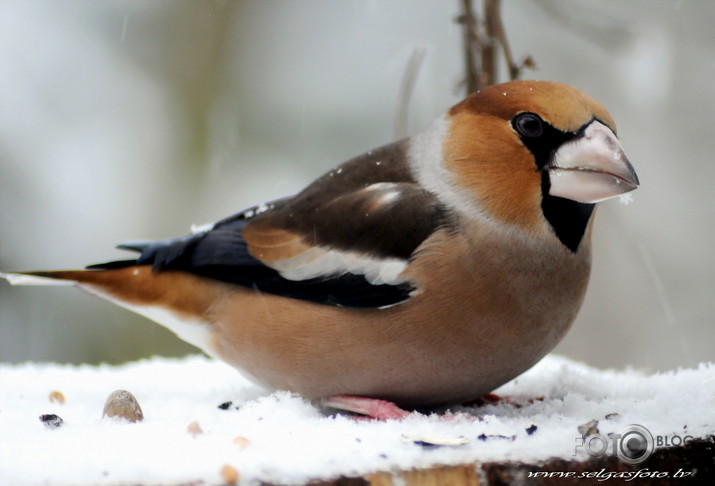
457 0 536 95
481 0 498 87
394 47 427 139
458 0 482 94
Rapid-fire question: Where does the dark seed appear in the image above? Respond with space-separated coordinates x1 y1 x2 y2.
39 414 63 428
477 433 515 441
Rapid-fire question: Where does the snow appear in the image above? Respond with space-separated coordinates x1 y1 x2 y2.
618 193 634 205
190 222 216 235
0 355 713 486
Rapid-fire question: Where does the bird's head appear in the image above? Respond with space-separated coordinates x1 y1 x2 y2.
439 80 639 252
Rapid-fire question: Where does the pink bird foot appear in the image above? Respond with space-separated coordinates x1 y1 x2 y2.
319 395 411 420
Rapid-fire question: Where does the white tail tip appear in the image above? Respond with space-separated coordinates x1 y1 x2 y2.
0 273 76 286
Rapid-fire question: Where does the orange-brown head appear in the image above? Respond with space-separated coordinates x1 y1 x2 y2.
418 80 639 252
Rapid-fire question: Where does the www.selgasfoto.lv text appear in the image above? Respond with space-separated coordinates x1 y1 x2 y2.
528 468 693 481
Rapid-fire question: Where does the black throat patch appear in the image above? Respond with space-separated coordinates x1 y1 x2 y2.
540 173 595 252
512 115 595 253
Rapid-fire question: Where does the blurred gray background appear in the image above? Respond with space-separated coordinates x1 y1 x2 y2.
1 0 713 372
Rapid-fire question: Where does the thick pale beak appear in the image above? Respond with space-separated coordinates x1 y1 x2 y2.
548 121 639 204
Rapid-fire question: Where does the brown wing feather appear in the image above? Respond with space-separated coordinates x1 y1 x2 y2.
242 139 449 272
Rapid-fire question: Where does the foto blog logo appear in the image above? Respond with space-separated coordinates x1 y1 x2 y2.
574 424 693 465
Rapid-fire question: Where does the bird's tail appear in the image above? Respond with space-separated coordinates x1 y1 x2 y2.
1 267 223 357
0 270 84 286
1 266 225 312
0 269 142 288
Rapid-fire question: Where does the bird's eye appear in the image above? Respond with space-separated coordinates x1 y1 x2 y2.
514 113 543 138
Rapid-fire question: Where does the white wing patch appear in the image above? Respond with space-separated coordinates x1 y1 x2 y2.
357 182 403 209
267 248 408 286
250 181 412 286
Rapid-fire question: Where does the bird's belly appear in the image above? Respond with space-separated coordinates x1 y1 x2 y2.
209 281 583 408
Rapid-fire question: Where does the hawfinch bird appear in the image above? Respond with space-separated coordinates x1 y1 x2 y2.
2 80 638 419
